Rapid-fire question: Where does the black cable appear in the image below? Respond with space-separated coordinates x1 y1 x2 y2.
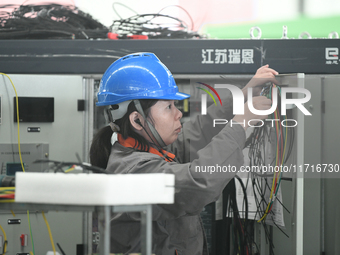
1 240 7 255
235 175 259 255
57 242 67 255
226 177 258 255
0 4 109 39
275 195 290 214
235 175 248 221
157 5 194 30
270 216 289 238
261 222 275 253
110 5 203 39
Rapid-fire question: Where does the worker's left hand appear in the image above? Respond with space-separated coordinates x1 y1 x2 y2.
243 64 279 99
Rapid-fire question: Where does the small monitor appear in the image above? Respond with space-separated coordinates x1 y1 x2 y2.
6 162 24 176
14 97 54 122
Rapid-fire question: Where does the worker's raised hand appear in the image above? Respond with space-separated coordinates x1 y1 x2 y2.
243 64 279 98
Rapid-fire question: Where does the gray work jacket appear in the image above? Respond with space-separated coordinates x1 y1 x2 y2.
105 99 246 255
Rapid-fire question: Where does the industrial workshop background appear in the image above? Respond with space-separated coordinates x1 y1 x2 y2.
0 0 340 255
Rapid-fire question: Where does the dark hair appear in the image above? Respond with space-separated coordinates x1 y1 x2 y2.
90 99 158 169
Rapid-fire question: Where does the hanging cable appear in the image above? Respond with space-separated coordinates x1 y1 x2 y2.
0 73 25 173
235 82 296 254
0 225 7 254
27 210 36 255
42 211 56 255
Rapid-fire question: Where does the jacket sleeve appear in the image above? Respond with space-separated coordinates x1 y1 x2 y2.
156 123 245 220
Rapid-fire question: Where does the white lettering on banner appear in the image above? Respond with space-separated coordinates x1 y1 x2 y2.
215 49 228 64
201 49 254 64
228 49 241 64
201 49 214 64
241 49 254 64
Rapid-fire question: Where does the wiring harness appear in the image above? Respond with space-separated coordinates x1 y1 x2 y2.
228 84 295 255
110 3 204 39
0 4 109 39
252 85 294 224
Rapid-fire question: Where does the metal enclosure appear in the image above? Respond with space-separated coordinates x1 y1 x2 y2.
321 75 340 255
0 38 339 255
0 75 85 255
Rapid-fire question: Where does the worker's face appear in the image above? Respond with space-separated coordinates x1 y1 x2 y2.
149 100 183 146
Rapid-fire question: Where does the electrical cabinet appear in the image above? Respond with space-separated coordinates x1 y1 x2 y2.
0 39 339 255
0 75 85 255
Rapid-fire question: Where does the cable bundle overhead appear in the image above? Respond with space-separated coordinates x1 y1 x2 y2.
0 4 109 39
110 3 204 39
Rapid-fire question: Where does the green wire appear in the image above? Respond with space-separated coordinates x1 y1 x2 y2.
27 210 36 255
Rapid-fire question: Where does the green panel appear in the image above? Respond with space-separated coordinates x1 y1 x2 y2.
202 15 340 39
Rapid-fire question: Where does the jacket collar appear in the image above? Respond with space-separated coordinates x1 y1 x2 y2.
117 134 175 162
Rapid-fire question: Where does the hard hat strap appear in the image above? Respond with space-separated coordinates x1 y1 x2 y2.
133 100 167 148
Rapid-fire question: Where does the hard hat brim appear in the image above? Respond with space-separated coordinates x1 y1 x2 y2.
96 91 190 106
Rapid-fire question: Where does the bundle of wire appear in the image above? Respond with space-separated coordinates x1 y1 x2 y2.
228 84 294 254
0 187 15 203
225 177 260 255
110 3 203 39
0 4 109 39
251 84 294 223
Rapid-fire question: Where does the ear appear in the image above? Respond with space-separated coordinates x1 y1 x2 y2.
129 111 143 131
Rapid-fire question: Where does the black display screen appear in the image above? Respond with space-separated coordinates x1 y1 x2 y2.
14 97 54 122
6 162 24 176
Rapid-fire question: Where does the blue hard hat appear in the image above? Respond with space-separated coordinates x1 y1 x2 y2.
96 52 190 106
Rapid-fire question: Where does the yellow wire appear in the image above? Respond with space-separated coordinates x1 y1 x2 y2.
0 187 15 191
258 119 278 222
42 211 56 255
0 199 15 203
0 73 25 173
259 85 289 223
258 96 280 223
27 210 36 255
258 171 276 222
0 224 7 254
1 73 37 255
3 190 15 194
64 166 75 173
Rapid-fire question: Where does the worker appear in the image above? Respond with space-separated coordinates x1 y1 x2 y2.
90 52 277 255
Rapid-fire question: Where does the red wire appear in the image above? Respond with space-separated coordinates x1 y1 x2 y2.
0 194 15 199
268 201 274 213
